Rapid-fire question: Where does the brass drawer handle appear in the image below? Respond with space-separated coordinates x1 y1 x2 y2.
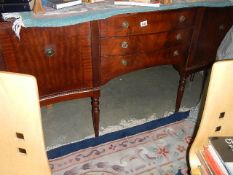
219 24 225 31
176 33 182 40
179 15 186 23
121 41 128 49
173 50 179 56
45 48 55 57
122 21 129 29
121 59 128 66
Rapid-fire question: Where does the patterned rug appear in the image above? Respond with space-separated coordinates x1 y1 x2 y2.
48 110 198 175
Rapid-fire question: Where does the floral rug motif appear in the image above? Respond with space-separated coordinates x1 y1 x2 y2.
48 111 197 175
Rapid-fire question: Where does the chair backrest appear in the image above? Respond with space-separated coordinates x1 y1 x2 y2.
189 60 233 174
0 72 51 175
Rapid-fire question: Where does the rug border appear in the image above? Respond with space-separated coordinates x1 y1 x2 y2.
47 111 190 159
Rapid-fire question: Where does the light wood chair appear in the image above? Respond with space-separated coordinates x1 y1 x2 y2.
0 72 51 175
189 60 233 174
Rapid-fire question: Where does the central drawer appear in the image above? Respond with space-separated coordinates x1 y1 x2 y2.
101 45 188 84
100 8 196 84
100 8 197 37
101 28 193 56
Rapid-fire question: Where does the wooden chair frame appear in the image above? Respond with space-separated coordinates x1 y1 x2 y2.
189 60 233 174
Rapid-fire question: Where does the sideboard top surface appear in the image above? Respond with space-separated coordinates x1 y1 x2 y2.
11 0 233 28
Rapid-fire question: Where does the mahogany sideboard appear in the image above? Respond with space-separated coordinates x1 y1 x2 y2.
0 6 233 137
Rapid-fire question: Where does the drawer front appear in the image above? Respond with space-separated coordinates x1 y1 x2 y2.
100 8 196 37
101 28 193 56
101 46 188 84
0 23 93 97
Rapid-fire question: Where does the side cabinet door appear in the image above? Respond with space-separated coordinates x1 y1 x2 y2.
0 22 93 97
187 7 233 70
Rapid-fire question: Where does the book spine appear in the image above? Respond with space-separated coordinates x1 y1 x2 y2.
208 144 230 174
197 165 207 175
46 0 82 9
0 0 31 3
197 150 214 175
45 1 57 9
114 1 159 7
0 3 31 13
202 147 225 175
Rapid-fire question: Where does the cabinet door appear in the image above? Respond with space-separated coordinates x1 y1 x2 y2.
0 22 93 98
187 7 233 70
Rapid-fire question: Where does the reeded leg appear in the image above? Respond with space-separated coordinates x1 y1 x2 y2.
175 74 187 112
91 97 100 137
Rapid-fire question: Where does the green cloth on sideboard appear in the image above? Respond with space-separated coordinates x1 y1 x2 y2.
13 0 233 27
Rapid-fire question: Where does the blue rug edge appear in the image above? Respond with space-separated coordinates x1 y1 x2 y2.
47 111 190 159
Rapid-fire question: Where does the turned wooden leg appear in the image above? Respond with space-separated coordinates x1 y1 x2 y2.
175 74 187 112
91 97 100 137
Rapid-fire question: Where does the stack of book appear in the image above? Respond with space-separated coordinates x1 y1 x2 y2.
0 0 32 13
114 0 160 7
45 0 82 9
197 137 233 175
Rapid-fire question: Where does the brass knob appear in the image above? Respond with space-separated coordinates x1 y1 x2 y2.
121 59 128 66
176 33 182 40
173 50 179 56
219 24 225 31
45 48 55 57
179 15 186 23
122 21 129 29
121 41 128 49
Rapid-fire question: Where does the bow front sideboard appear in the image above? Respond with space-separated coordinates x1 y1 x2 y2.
0 5 233 136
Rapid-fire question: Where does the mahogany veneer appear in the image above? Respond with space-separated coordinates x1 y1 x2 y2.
99 8 196 37
0 7 233 137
